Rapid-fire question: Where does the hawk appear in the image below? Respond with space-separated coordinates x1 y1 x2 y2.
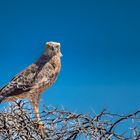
0 41 62 129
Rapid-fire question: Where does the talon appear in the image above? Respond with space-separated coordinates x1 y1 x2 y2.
37 121 46 137
38 121 43 130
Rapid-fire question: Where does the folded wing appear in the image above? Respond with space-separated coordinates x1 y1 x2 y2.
0 64 38 99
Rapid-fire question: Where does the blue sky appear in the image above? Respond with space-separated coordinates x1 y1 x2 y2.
0 0 140 114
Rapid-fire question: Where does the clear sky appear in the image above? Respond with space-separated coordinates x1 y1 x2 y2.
0 0 140 114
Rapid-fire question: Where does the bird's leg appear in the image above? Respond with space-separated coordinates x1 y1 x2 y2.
32 102 46 138
32 101 43 130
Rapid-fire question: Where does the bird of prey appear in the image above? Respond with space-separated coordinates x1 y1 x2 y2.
0 41 62 129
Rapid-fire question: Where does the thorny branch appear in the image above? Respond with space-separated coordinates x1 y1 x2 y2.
0 101 139 139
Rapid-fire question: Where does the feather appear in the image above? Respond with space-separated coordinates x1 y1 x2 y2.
0 64 38 98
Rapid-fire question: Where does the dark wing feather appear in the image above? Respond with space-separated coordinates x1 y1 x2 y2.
0 64 38 98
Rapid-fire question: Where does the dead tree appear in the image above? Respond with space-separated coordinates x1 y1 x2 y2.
0 101 140 139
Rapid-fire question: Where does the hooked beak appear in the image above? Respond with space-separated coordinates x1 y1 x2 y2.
60 52 63 57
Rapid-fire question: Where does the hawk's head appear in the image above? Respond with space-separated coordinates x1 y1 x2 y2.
45 42 62 57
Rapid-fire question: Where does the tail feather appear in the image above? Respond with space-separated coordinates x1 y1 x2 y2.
0 88 6 103
0 95 5 103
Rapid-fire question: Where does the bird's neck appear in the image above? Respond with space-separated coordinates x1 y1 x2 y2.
50 53 61 67
35 53 61 67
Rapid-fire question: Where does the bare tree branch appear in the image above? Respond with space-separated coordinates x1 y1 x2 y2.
0 101 139 139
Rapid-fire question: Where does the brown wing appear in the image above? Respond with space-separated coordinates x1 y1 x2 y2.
0 64 38 98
